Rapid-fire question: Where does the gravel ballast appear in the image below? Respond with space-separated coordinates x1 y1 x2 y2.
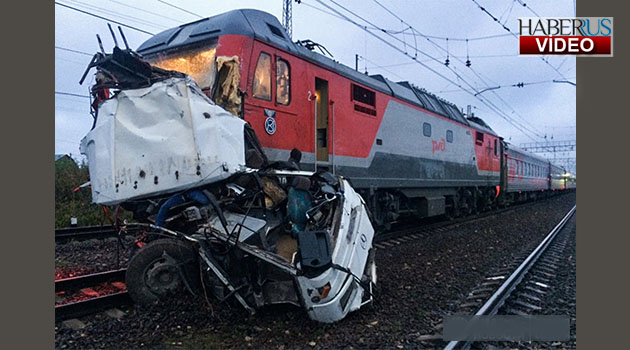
55 192 576 349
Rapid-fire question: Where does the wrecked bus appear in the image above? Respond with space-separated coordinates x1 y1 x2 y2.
78 47 376 323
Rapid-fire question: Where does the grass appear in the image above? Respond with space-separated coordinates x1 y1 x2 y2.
55 157 131 228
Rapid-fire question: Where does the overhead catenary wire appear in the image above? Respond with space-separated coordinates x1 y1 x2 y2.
358 55 408 81
55 2 155 35
63 0 169 31
55 46 93 56
107 0 184 24
331 0 543 140
56 91 91 99
308 0 543 135
312 0 541 142
300 1 512 42
515 0 541 17
156 0 203 19
357 0 546 139
468 0 570 82
437 78 576 94
369 0 547 138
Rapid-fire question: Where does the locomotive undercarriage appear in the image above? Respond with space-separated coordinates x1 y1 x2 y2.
361 185 502 227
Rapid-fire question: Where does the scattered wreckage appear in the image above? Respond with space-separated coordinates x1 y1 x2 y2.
78 42 376 323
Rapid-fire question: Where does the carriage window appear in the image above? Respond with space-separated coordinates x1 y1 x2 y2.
253 53 272 100
494 139 499 156
423 123 431 137
276 58 290 105
352 84 376 107
476 131 484 145
446 130 453 143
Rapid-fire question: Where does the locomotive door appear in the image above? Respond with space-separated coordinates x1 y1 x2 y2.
315 78 329 163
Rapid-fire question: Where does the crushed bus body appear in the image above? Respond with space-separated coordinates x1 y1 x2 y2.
79 47 376 323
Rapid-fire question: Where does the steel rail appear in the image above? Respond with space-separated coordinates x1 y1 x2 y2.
55 292 132 321
443 205 576 350
55 269 130 321
55 225 140 242
55 225 118 242
375 196 548 244
55 268 127 293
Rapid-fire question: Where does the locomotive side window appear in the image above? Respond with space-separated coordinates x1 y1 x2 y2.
352 84 376 107
475 131 484 145
276 58 290 105
446 130 453 143
253 53 272 100
423 122 431 137
494 139 499 156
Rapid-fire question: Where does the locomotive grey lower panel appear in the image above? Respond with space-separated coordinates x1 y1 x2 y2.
313 152 499 190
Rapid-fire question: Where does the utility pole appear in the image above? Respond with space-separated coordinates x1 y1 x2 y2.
282 0 293 39
520 140 577 175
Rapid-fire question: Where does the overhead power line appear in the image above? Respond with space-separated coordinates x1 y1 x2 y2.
55 46 93 56
156 0 203 19
367 0 546 140
63 0 168 31
368 0 545 138
312 0 542 142
301 2 512 42
54 2 155 35
438 78 576 93
515 0 541 17
56 91 90 99
107 0 184 24
468 0 570 82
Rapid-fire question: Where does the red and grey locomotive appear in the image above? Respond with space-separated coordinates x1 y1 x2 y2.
136 9 571 227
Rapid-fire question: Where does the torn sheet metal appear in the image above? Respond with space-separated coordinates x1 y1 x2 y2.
213 55 242 116
80 77 247 205
296 179 375 322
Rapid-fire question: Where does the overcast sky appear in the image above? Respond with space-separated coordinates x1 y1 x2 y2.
55 0 576 171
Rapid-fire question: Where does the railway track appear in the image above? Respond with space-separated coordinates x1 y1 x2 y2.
54 195 574 322
55 225 119 242
55 269 132 321
55 224 140 243
373 195 553 246
443 205 576 350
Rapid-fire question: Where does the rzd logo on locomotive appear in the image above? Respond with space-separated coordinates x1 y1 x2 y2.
432 138 446 155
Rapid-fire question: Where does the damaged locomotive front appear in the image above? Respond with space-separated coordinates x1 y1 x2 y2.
78 46 376 323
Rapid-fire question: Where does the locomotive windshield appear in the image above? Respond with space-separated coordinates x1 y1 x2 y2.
149 45 217 90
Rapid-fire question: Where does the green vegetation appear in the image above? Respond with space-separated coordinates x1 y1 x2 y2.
55 156 118 228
